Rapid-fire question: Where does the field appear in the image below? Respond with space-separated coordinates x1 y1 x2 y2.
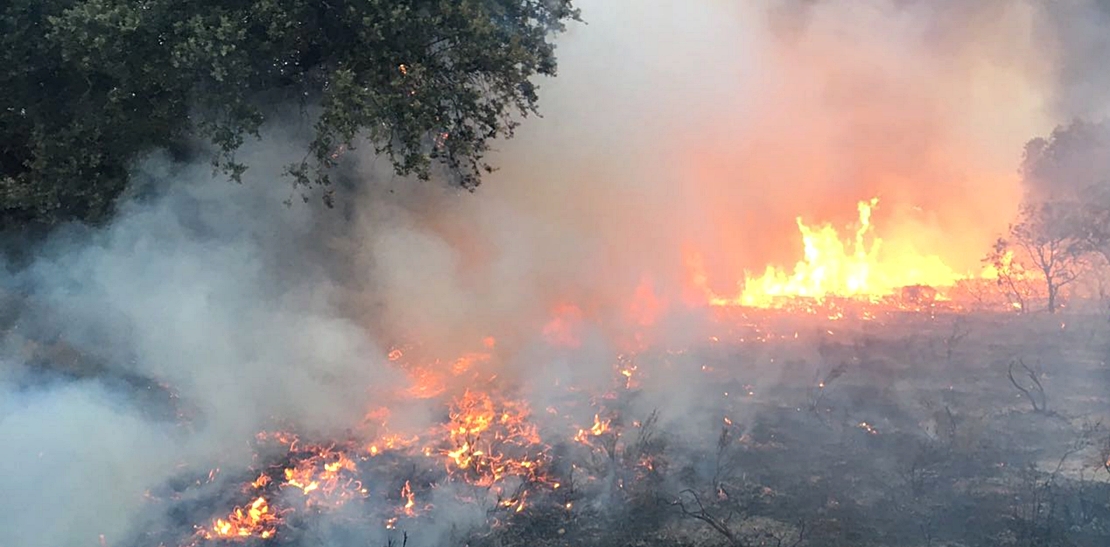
10 302 1110 547
458 310 1110 547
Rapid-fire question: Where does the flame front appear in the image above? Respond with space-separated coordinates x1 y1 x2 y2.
693 198 969 308
171 197 1020 546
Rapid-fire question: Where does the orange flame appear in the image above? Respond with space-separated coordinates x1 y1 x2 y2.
442 390 546 486
543 303 584 348
401 480 416 517
628 275 664 328
184 337 590 544
199 497 279 540
692 198 969 307
574 414 611 444
280 447 361 507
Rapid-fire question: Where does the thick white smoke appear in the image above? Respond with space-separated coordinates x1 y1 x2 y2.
0 1 1104 546
0 138 411 546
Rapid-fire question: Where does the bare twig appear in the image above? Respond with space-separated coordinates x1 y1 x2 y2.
1048 420 1100 483
1007 359 1047 413
673 488 741 546
1009 420 1101 544
713 421 743 488
945 318 969 365
384 531 408 547
809 362 848 419
776 519 808 547
943 405 958 445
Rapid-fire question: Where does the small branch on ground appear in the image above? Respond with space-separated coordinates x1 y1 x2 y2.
809 362 848 420
673 488 742 547
1007 359 1047 413
946 318 970 365
384 531 408 547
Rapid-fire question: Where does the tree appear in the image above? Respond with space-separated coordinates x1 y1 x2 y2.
1072 184 1110 267
992 201 1088 313
1019 120 1110 264
0 0 579 230
984 237 1037 313
1020 120 1110 203
1011 121 1110 316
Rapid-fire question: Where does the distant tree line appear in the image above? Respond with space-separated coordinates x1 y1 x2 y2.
0 0 579 232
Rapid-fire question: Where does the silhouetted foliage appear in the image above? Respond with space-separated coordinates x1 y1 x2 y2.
0 0 579 229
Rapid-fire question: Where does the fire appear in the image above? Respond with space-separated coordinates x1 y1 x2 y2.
451 352 488 375
186 367 554 544
199 496 279 541
405 366 448 399
250 473 270 489
173 290 773 547
618 361 639 390
280 447 360 506
367 432 420 456
394 346 495 400
283 464 319 494
543 303 584 348
693 198 969 307
401 480 416 516
588 414 609 436
627 275 664 329
442 390 546 486
162 192 1049 547
385 479 427 529
574 414 610 444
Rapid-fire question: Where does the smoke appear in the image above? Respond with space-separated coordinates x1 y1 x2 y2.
1020 119 1110 201
0 380 177 547
1034 0 1110 121
467 0 1057 281
0 135 411 546
0 1 1102 546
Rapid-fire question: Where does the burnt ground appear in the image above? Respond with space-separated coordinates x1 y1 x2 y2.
470 310 1110 547
8 304 1110 547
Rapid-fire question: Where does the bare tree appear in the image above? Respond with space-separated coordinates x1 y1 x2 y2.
984 238 1038 313
996 202 1088 313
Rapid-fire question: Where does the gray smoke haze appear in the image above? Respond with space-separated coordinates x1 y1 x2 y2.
1035 0 1110 120
1020 119 1110 201
0 134 411 546
0 1 1105 546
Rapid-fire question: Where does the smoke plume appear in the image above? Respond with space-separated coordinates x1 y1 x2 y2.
0 1 1102 546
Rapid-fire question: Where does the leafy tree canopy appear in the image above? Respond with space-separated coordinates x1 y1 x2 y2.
1020 119 1110 201
0 0 579 230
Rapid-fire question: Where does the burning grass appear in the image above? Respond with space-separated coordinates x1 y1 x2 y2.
11 196 1107 547
688 197 991 309
121 303 1110 547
